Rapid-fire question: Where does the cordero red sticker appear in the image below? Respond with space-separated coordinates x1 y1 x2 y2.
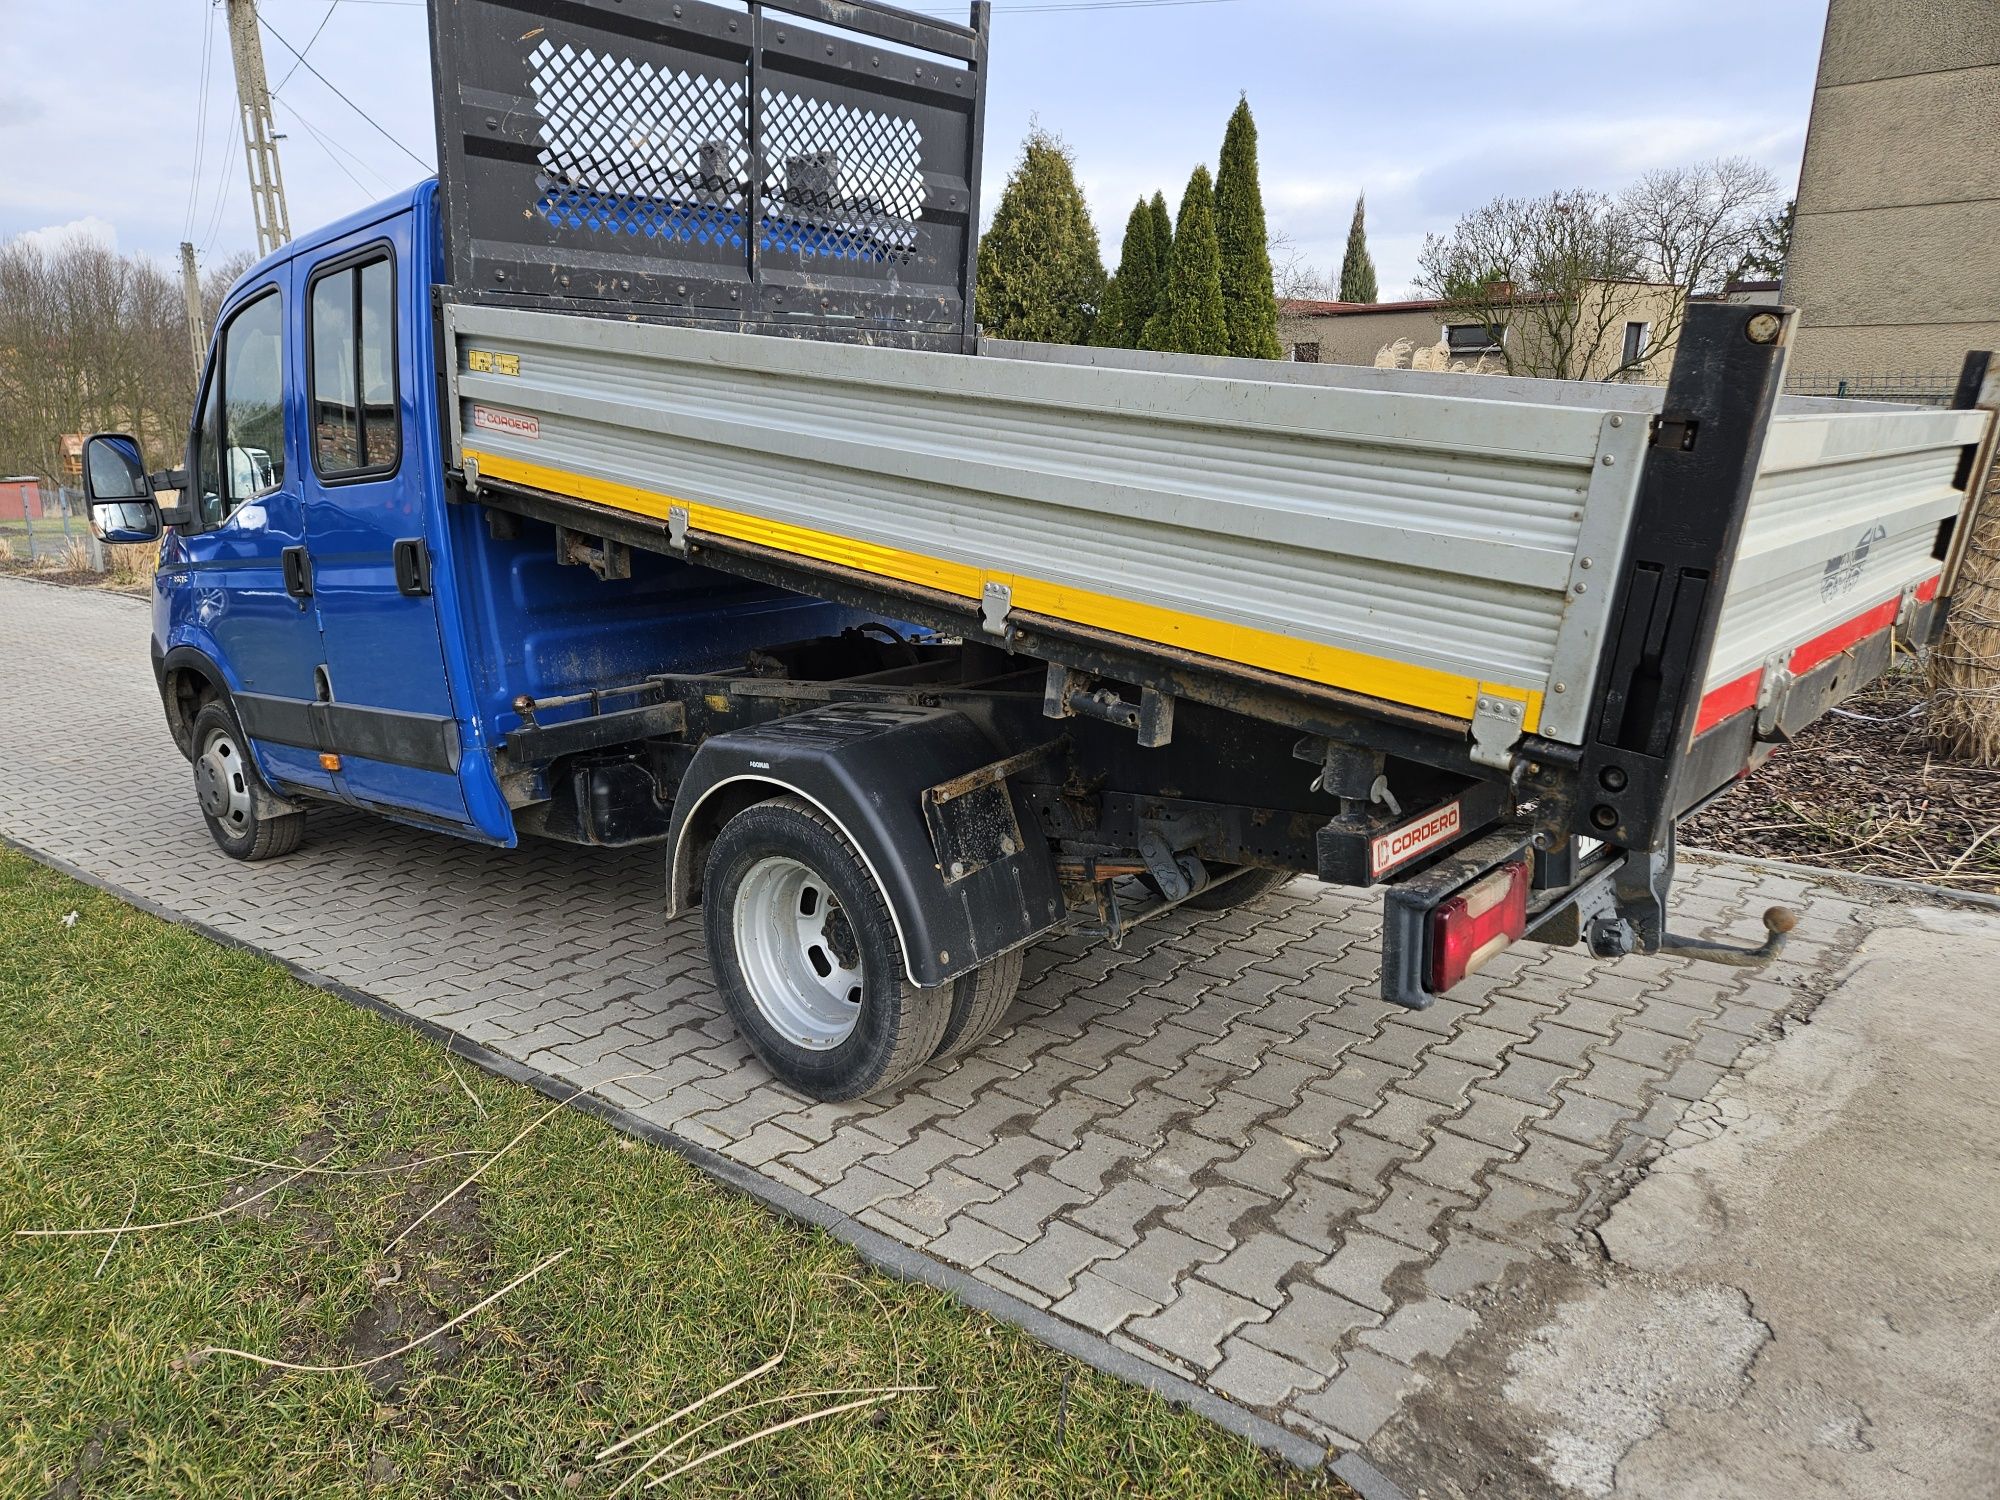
1369 800 1462 879
471 405 539 441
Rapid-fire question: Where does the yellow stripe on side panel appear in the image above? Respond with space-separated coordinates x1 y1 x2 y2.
463 447 1545 733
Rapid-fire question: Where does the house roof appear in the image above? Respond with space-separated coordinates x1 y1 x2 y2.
1281 279 1676 321
1280 297 1449 318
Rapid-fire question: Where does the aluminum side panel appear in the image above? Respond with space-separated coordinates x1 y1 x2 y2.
446 306 1639 740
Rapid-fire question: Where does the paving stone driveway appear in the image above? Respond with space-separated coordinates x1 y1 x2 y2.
0 576 1878 1481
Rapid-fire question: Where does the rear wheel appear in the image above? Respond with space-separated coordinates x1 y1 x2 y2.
190 699 306 861
931 946 1026 1062
703 796 949 1100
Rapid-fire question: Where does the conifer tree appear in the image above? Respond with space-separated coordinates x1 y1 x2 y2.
1089 274 1127 347
1135 191 1177 348
1338 194 1379 303
1156 165 1227 356
1148 191 1173 282
974 129 1106 344
1103 198 1162 347
1213 98 1282 359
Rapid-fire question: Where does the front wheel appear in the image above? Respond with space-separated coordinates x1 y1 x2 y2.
703 796 949 1101
190 700 306 861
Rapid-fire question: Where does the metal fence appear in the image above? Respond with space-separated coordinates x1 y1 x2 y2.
1785 372 1962 407
0 488 105 570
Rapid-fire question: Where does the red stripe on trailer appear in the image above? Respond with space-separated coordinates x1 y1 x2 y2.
1693 667 1763 737
1689 572 1940 739
1787 597 1901 677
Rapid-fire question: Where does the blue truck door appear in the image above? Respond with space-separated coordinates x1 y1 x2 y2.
176 272 340 800
299 227 472 828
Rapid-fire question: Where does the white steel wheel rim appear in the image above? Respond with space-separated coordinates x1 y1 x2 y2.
195 725 254 835
732 854 865 1051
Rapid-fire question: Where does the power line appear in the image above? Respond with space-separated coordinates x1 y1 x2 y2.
275 93 396 197
273 0 339 93
262 14 435 173
183 0 220 242
274 98 374 196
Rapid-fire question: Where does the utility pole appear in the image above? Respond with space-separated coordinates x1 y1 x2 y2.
179 243 207 376
224 0 291 257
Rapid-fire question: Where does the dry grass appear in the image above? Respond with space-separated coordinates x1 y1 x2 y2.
1684 658 2000 893
1928 471 2000 765
0 535 13 564
106 542 159 590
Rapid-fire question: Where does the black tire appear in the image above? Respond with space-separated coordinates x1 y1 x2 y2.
1143 864 1293 914
190 699 306 861
931 946 1026 1062
703 796 949 1101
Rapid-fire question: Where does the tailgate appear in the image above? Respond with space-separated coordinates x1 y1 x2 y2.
1567 308 1993 857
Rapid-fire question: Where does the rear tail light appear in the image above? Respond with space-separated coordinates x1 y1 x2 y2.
1428 859 1530 993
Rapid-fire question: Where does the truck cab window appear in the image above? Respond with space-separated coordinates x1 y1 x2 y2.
192 368 223 528
212 290 287 523
310 252 400 478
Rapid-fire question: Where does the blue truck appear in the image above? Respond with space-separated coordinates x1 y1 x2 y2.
82 0 1996 1100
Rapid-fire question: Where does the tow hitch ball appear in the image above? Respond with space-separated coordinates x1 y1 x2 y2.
1588 906 1799 969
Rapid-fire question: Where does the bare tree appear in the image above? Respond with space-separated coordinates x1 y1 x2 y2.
1416 158 1778 382
1268 227 1334 303
1414 189 1644 381
0 235 256 488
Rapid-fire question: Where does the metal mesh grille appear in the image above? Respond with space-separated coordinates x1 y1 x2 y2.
529 40 750 246
760 90 924 263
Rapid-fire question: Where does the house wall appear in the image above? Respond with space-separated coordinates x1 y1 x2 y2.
1785 0 2000 378
1526 282 1684 384
0 480 43 523
1281 282 1683 380
1279 307 1447 366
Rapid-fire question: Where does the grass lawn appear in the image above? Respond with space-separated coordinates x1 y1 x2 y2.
0 850 1337 1498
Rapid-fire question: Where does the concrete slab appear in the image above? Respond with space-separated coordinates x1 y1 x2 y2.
1370 913 2000 1499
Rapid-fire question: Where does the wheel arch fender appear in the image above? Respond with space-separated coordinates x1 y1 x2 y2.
154 642 236 760
664 706 1065 989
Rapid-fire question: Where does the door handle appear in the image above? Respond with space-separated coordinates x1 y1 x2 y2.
282 545 313 598
393 537 433 597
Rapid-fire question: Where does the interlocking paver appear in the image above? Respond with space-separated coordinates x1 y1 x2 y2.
1292 1347 1427 1448
1051 1268 1161 1335
1240 1281 1382 1371
1308 1227 1424 1314
1355 1174 1471 1253
984 1220 1123 1299
1194 1229 1319 1308
0 577 1865 1465
1123 1279 1269 1373
1094 1225 1226 1304
1209 1338 1327 1408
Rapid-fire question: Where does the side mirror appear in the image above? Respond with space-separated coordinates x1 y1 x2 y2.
82 432 163 544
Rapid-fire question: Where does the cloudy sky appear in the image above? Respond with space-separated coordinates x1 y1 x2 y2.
1 0 1829 296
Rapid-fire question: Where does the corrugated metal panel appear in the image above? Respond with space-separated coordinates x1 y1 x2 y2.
1707 408 1986 688
447 306 1636 735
